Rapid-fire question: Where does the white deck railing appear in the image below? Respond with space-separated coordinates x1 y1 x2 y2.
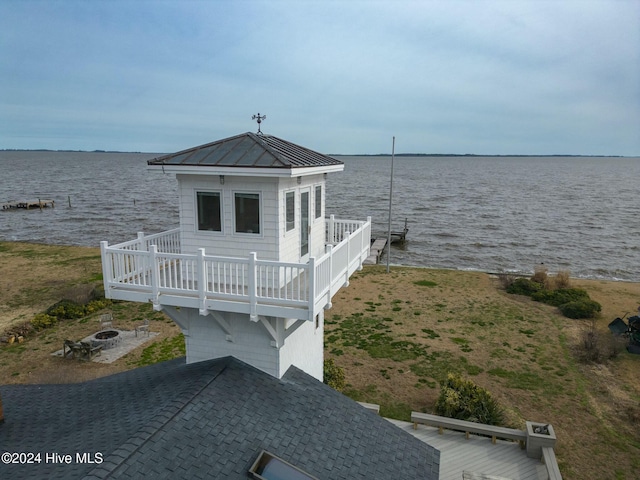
100 217 371 321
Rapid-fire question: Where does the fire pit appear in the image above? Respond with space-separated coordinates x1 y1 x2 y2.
90 330 122 350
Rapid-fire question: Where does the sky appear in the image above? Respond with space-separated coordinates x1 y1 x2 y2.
1 0 639 156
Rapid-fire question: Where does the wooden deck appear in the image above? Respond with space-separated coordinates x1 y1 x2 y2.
1 199 54 210
387 419 548 480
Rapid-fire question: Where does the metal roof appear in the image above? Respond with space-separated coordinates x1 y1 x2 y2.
148 132 343 169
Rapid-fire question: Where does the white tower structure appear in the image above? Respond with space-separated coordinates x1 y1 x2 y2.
101 131 371 380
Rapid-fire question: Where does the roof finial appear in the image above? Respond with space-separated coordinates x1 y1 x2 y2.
252 113 266 134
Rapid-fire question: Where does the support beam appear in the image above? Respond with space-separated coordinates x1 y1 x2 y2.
209 311 234 342
259 316 280 347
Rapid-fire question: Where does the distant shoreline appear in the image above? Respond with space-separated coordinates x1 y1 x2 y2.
1 149 633 158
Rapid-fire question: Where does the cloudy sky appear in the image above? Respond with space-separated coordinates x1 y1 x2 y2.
1 0 638 155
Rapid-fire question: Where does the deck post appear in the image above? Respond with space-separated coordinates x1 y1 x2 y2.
344 231 351 287
249 252 258 321
328 214 335 244
100 241 111 298
150 245 160 309
308 256 316 320
198 248 207 315
137 232 145 250
325 244 333 309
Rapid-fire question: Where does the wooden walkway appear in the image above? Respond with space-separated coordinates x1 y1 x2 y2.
1 199 54 210
387 419 548 480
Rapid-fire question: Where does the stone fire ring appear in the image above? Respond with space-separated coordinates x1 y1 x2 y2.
90 329 123 350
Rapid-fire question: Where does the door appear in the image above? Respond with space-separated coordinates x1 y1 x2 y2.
300 190 310 259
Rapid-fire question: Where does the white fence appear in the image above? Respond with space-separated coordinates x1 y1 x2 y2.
101 217 371 321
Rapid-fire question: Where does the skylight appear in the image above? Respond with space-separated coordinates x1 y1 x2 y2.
249 450 318 480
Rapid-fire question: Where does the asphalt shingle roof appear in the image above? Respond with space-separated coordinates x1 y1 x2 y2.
0 357 439 480
147 132 344 169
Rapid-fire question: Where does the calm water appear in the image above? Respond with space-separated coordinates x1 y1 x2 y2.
1 151 638 281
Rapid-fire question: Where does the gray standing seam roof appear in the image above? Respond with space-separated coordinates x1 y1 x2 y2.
0 357 439 480
147 132 344 169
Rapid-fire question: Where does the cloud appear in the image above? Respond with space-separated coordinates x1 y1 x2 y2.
1 0 638 155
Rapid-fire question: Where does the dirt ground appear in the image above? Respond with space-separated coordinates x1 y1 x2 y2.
1 242 639 479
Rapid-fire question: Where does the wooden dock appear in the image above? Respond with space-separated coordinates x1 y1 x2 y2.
390 218 409 244
1 199 55 210
365 238 388 264
364 220 409 265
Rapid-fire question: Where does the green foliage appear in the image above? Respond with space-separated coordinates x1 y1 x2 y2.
414 280 438 287
505 278 543 295
45 299 86 319
559 299 602 319
323 358 346 391
434 373 504 425
505 278 601 320
530 288 589 306
31 313 57 331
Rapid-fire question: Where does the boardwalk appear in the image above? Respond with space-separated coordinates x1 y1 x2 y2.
388 419 548 480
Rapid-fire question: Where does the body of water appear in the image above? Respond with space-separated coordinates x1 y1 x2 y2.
1 151 638 281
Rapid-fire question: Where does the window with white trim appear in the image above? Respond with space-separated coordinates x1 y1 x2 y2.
235 192 261 234
314 185 322 219
286 191 295 232
196 191 222 232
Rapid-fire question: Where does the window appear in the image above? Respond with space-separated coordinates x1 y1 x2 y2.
314 185 322 219
235 192 260 234
286 191 295 231
196 192 221 232
249 451 318 480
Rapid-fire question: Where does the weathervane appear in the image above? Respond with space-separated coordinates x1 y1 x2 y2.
252 113 266 134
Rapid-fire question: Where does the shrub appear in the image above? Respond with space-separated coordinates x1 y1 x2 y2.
577 321 625 363
84 299 112 314
31 313 57 331
46 299 86 319
559 299 602 319
554 270 571 289
497 273 517 290
531 265 548 285
323 358 346 392
531 288 589 306
505 278 542 296
434 373 504 425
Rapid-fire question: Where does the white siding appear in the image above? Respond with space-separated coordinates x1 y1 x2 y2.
162 172 329 380
178 309 280 377
278 311 324 381
276 175 327 263
164 307 324 380
177 174 279 260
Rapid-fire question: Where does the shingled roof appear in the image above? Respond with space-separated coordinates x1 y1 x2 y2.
0 357 439 479
147 132 344 169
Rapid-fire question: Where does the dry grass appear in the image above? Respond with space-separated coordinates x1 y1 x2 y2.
1 242 640 479
326 266 640 480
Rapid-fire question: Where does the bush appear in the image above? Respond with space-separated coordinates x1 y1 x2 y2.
46 299 86 319
31 313 57 331
505 278 543 296
554 270 571 289
531 265 548 286
434 373 504 425
578 321 625 363
323 358 346 392
559 299 602 319
531 288 589 307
